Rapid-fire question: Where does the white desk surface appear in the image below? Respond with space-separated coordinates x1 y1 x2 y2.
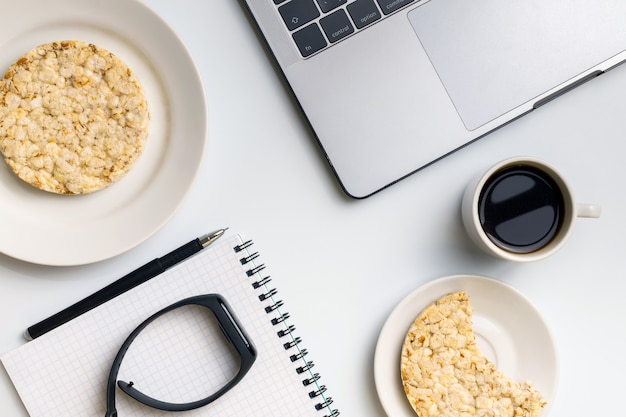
2 1 625 416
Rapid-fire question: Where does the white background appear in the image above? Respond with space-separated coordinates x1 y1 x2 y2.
1 1 625 416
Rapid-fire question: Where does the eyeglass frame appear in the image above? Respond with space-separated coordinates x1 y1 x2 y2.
105 294 257 417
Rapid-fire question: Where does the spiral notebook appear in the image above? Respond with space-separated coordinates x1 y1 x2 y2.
1 233 339 417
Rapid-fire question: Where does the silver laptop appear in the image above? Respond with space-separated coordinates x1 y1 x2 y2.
243 0 626 198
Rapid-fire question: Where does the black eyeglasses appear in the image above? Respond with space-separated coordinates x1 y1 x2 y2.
105 294 257 417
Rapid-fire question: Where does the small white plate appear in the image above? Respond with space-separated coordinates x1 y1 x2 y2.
0 0 206 265
374 275 559 417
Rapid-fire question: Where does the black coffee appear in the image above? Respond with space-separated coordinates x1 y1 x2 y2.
478 165 565 253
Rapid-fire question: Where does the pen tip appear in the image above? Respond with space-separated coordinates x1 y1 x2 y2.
200 227 229 247
23 330 33 341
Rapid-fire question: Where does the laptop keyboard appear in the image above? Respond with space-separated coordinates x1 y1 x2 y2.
274 0 416 57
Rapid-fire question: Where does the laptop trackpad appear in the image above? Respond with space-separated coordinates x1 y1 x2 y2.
408 0 626 130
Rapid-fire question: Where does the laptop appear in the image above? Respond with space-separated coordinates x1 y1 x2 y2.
243 0 626 198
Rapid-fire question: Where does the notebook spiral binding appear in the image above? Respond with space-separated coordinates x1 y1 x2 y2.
235 240 340 417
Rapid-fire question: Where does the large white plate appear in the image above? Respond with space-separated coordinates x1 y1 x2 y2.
0 0 207 265
374 275 559 417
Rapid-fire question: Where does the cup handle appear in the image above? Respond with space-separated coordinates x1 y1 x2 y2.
576 203 602 218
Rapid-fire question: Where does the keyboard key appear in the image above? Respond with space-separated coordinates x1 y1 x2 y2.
315 0 347 13
320 9 354 43
292 23 328 57
376 0 415 15
347 0 382 29
279 0 321 31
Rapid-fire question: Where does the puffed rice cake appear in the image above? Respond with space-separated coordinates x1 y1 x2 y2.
0 40 149 194
401 291 545 417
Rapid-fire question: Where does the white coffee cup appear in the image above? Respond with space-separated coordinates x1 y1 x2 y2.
461 156 601 262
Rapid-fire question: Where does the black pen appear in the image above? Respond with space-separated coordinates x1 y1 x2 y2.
24 228 228 341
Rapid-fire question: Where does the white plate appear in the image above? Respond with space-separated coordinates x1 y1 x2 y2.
0 0 207 265
374 275 559 417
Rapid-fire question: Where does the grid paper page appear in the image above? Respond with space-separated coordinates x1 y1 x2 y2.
1 235 331 417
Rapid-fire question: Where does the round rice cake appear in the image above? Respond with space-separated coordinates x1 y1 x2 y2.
400 291 545 417
0 40 149 194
